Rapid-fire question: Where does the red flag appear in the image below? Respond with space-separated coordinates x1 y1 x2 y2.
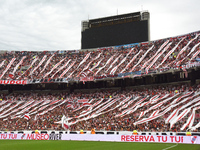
9 73 14 79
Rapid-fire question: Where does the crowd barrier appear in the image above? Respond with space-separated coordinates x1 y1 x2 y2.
0 133 199 144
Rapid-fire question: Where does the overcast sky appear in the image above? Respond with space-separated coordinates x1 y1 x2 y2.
0 0 199 51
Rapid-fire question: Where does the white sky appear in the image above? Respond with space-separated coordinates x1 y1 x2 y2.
0 0 199 51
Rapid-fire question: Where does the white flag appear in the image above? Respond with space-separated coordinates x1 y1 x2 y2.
62 115 69 130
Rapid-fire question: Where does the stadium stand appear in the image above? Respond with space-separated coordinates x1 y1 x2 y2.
0 31 199 80
0 83 200 132
0 31 200 134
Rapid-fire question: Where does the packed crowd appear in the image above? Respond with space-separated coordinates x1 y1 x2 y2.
0 31 199 80
0 83 200 132
0 31 200 133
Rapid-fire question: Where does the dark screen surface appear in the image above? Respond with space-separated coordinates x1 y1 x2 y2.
81 20 149 49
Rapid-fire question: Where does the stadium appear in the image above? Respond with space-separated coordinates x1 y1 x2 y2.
0 4 200 150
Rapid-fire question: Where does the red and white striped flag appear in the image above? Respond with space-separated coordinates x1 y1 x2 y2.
0 60 5 68
190 50 200 61
30 55 47 76
106 54 122 72
90 58 103 71
17 57 38 79
94 55 115 76
133 106 171 126
141 40 169 70
51 59 71 78
187 42 200 57
81 72 87 77
77 61 93 77
93 52 102 60
156 37 186 69
67 104 74 109
111 49 133 74
40 51 57 74
130 45 154 72
176 34 199 59
12 56 26 75
62 115 70 130
24 113 30 120
82 103 92 106
121 50 141 73
146 42 172 74
0 58 16 79
180 109 195 131
77 52 91 68
43 57 66 78
149 110 160 118
59 61 76 78
170 107 191 129
165 108 180 124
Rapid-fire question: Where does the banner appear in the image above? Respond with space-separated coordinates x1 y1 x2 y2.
29 78 68 84
0 80 27 85
118 71 141 78
80 77 94 82
0 78 70 85
77 99 89 103
1 133 199 144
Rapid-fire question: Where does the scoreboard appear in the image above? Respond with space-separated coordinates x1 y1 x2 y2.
81 11 150 49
